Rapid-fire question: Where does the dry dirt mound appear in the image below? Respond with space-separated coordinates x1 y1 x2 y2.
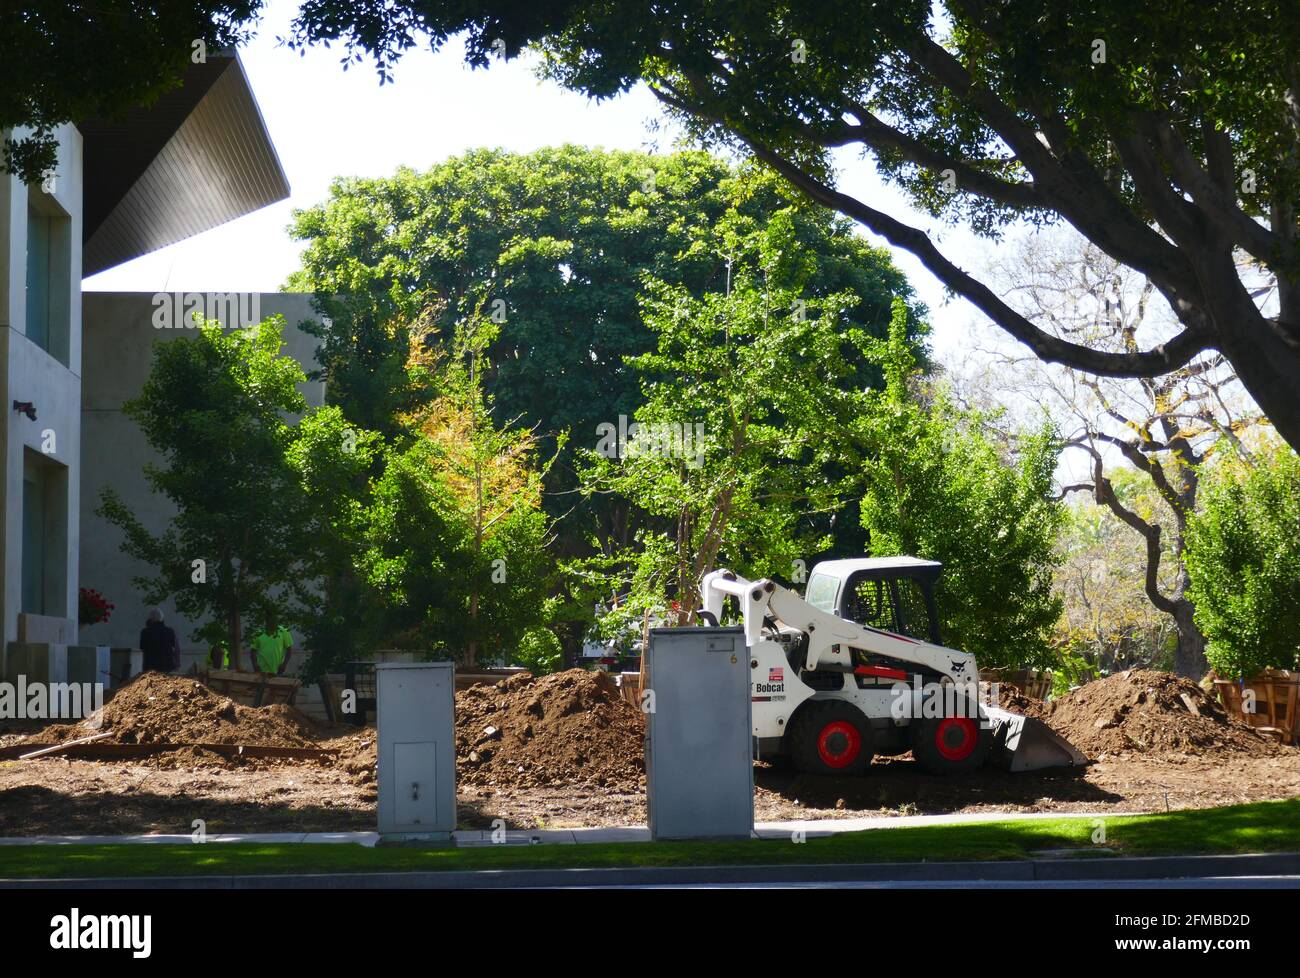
43 671 318 748
1035 669 1281 759
456 669 644 791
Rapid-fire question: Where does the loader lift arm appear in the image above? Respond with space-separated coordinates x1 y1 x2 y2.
700 570 978 682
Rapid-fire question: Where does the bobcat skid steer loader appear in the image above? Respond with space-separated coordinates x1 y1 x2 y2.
698 558 1086 776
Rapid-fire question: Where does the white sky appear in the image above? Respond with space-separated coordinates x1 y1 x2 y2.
83 0 992 362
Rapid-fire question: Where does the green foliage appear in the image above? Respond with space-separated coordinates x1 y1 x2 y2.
1049 639 1103 697
513 628 564 676
288 148 920 554
282 0 1300 451
358 325 555 665
1185 443 1300 678
572 224 882 635
98 319 378 669
854 303 1065 670
287 2 1300 237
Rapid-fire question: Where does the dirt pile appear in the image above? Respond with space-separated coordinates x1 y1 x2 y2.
43 672 318 748
1033 669 1281 759
456 669 645 791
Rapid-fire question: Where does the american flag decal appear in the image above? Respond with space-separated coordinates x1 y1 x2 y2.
769 666 784 682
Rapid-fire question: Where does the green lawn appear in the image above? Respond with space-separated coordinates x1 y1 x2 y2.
1 800 1296 880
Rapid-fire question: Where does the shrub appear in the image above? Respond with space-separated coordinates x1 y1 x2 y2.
514 628 564 676
1185 444 1300 678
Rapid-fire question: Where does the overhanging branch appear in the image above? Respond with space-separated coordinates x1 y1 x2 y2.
742 137 1211 378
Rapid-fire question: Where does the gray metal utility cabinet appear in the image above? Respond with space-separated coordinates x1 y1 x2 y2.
376 662 456 842
645 626 754 840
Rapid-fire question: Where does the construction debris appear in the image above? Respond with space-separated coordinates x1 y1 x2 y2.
1008 669 1282 760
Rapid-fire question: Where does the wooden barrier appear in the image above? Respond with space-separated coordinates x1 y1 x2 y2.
617 672 642 707
1214 672 1300 745
979 668 1053 700
455 668 526 691
203 669 301 707
314 667 527 726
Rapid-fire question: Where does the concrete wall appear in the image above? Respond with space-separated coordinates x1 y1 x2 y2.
78 291 324 653
0 125 83 646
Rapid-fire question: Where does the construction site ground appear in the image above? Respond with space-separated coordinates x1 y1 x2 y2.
0 668 1295 836
0 749 1296 836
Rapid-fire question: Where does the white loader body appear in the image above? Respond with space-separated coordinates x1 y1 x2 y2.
699 563 1087 774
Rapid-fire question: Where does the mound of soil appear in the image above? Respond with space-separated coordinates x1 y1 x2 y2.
1036 669 1280 759
456 669 645 791
42 671 318 748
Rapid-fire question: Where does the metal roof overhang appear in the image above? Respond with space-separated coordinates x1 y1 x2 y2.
79 52 289 277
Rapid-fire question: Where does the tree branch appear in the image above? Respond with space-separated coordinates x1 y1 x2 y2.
1147 116 1292 264
1076 445 1178 615
839 103 1046 210
734 133 1211 378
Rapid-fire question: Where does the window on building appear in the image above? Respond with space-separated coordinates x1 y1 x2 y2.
21 452 68 617
25 196 71 364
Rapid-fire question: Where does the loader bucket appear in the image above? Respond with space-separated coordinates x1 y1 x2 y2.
984 706 1089 772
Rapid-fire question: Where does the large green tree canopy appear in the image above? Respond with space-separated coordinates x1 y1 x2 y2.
279 0 1300 451
288 146 921 553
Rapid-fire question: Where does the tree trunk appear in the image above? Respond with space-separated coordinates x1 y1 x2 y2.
1213 305 1300 452
1170 598 1208 679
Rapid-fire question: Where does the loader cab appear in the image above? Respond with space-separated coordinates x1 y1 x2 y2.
804 556 943 645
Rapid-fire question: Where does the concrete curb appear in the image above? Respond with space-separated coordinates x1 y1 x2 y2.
4 851 1299 888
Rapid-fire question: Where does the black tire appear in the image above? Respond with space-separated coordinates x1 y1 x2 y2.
911 710 992 775
789 701 874 776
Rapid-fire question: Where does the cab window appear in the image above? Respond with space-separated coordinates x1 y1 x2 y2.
844 577 934 641
804 573 838 613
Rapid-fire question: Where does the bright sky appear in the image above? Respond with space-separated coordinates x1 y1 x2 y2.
84 0 993 361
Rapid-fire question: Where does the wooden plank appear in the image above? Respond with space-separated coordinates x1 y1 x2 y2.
0 741 338 762
202 670 301 707
17 732 113 760
454 669 526 691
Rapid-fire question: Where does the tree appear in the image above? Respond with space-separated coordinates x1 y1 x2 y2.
98 318 377 669
978 232 1265 676
854 303 1064 670
288 148 919 558
575 248 868 636
1 2 260 181
1054 482 1180 673
360 319 555 667
1184 441 1300 679
285 1 1300 449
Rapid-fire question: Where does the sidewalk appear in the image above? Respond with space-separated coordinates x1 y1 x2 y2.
4 852 1299 889
0 809 1130 848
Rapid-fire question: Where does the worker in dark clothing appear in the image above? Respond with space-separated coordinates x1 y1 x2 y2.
140 608 181 673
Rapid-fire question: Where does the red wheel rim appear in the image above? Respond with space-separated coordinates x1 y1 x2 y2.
935 717 978 761
817 720 862 769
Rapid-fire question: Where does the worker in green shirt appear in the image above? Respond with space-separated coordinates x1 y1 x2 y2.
250 614 294 676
